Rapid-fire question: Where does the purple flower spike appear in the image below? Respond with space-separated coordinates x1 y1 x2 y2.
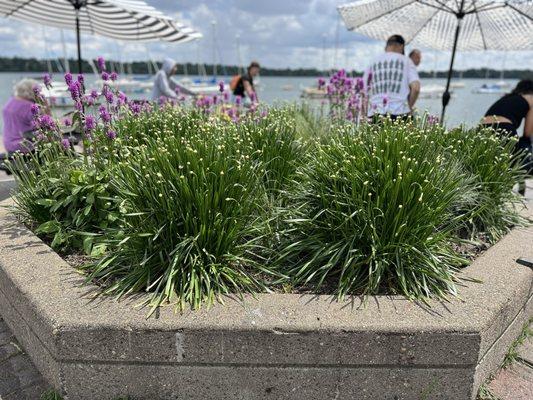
30 103 40 116
64 72 73 85
85 115 96 131
110 72 118 81
98 105 111 123
318 77 325 88
43 73 52 88
97 57 106 73
77 74 84 85
63 118 72 127
106 130 117 140
61 138 70 150
105 91 114 104
235 96 242 106
218 81 224 93
38 114 56 130
101 72 110 81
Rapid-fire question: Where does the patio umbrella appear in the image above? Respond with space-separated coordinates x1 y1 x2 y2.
338 0 533 121
0 0 202 74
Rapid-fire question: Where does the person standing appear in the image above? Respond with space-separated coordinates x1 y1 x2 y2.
363 35 420 121
231 61 260 103
481 79 533 195
409 49 422 67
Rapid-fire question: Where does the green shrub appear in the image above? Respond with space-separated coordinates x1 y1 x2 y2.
10 143 118 254
84 118 273 311
439 126 526 242
276 120 472 299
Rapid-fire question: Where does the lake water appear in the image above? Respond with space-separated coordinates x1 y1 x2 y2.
0 72 520 135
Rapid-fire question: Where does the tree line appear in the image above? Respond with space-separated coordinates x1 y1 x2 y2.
0 56 531 79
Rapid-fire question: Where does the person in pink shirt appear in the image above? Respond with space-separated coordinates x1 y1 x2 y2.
2 78 43 153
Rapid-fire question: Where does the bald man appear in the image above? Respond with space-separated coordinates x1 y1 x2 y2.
409 49 422 67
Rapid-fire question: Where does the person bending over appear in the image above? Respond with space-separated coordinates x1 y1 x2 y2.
232 61 260 103
151 58 194 101
481 79 533 195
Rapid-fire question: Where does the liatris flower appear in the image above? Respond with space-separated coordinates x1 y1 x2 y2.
61 138 70 150
98 105 111 123
366 71 373 86
250 92 257 103
68 82 81 100
117 91 127 106
74 101 83 111
101 72 110 81
318 77 325 88
90 89 99 99
110 72 118 81
174 86 180 95
97 56 106 73
63 118 71 126
64 72 73 85
235 96 242 106
38 114 56 130
30 103 40 116
106 130 117 140
43 73 52 88
84 115 96 131
218 81 224 93
223 91 230 102
129 102 141 115
383 96 389 106
32 85 41 96
77 74 84 85
105 91 114 104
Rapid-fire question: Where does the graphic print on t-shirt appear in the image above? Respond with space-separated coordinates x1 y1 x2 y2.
371 59 404 97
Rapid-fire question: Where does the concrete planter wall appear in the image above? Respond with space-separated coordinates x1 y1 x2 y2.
0 204 531 400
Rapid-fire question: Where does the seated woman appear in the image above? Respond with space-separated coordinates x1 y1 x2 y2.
2 78 43 154
481 79 533 195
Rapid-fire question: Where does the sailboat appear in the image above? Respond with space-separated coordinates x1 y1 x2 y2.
473 53 509 94
178 22 224 96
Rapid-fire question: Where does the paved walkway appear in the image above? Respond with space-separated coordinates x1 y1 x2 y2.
0 317 49 400
486 330 533 400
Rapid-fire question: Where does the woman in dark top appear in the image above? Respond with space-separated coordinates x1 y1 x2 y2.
482 79 533 194
232 61 260 102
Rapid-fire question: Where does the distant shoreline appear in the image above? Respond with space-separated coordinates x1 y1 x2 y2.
0 57 532 80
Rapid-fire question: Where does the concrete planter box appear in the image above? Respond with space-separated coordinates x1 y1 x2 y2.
0 204 531 400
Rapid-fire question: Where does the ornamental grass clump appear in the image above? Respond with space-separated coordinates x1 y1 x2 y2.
438 126 526 242
276 120 472 300
233 107 305 195
84 118 273 311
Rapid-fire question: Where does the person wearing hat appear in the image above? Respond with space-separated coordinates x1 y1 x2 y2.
363 35 420 121
231 61 260 102
151 58 194 101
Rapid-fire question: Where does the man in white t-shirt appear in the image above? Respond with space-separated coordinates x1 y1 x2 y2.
363 35 420 120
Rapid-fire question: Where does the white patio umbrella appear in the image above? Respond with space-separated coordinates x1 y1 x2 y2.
338 0 533 120
0 0 202 73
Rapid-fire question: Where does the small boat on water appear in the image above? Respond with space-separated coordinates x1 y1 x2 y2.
473 82 508 94
419 84 449 99
282 84 294 91
300 87 327 99
450 81 465 89
178 77 222 96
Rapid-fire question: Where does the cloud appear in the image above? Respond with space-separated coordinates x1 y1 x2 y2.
0 0 531 71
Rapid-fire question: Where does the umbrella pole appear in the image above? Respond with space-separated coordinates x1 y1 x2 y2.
441 4 465 122
75 8 82 74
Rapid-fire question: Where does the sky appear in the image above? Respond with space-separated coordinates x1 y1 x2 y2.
0 0 531 72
